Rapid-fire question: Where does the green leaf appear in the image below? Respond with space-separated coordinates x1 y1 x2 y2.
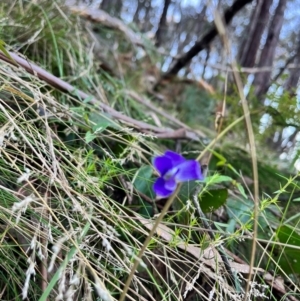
0 40 15 63
205 174 232 185
216 161 226 167
226 163 241 176
226 198 277 236
85 131 97 143
236 183 247 199
133 165 153 194
225 198 253 233
172 181 199 225
89 112 119 130
211 150 227 162
92 120 112 133
199 188 228 213
133 166 155 218
85 112 117 142
138 199 154 218
83 95 94 104
226 198 252 221
272 225 300 275
226 219 236 234
176 181 199 200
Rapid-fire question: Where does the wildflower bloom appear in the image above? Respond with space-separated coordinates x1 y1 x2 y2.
153 150 203 197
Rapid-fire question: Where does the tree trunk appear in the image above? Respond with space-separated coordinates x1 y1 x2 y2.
238 0 273 67
155 0 171 47
177 5 207 54
133 0 144 24
253 0 288 98
285 40 300 95
99 0 123 17
99 0 110 10
163 0 254 78
142 0 152 32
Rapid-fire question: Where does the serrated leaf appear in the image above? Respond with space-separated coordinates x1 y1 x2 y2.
199 188 228 213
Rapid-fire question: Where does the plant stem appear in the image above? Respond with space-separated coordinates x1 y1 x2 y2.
118 184 181 301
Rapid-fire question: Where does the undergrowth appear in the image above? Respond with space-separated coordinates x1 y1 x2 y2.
0 1 299 301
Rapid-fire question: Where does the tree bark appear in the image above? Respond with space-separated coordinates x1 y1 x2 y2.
285 40 300 94
253 0 288 98
176 5 208 55
99 0 122 17
239 0 273 67
99 0 110 10
142 0 152 32
163 0 254 78
238 0 262 64
155 0 171 47
133 0 144 24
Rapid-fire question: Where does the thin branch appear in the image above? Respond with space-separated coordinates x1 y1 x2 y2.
154 0 171 47
0 51 201 141
65 0 144 47
272 52 300 82
154 128 200 141
163 0 254 77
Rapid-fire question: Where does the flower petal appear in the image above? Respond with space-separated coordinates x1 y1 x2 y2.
164 177 177 191
164 150 185 166
153 177 175 197
174 160 203 182
153 156 173 176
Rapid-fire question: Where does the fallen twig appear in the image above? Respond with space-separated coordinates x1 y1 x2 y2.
135 214 300 301
125 90 206 138
154 128 200 141
65 0 144 47
0 51 201 141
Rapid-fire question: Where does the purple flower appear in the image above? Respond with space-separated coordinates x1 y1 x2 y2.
152 150 203 198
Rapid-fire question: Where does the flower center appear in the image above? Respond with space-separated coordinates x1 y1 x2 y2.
163 167 179 181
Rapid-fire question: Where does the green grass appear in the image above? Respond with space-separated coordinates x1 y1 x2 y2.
0 1 299 300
